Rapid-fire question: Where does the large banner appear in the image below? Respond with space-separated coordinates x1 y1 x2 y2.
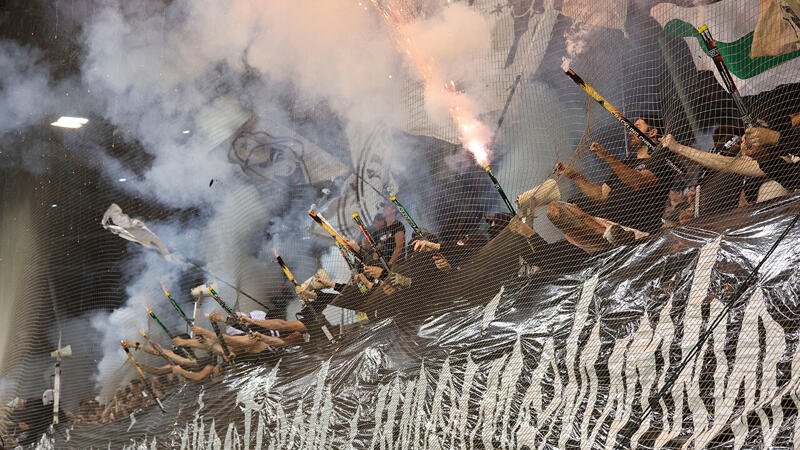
60 196 800 449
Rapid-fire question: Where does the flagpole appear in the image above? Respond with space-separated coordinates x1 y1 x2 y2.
184 260 272 311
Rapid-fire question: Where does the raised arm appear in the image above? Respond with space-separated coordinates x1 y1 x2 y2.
138 364 173 376
555 161 609 204
153 343 200 367
662 134 765 178
171 364 217 382
389 230 405 266
175 331 216 350
591 142 657 190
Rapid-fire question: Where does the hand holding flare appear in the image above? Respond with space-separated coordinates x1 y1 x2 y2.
144 305 195 360
120 340 166 413
161 283 192 328
273 248 334 342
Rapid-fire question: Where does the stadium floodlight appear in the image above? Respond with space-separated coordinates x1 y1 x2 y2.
50 116 89 129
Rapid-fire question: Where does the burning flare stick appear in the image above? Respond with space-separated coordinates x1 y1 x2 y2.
484 166 517 216
146 307 195 360
698 25 754 128
120 341 166 413
206 315 236 370
161 283 193 328
207 287 255 336
352 213 390 271
273 249 335 341
564 68 683 174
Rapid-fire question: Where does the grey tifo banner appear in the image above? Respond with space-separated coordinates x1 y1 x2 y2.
63 197 800 449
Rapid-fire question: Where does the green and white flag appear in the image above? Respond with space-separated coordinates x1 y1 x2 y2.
651 0 800 96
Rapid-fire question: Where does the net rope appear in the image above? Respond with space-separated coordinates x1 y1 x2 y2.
1 0 800 448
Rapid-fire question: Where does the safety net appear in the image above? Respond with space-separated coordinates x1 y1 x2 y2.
1 0 799 448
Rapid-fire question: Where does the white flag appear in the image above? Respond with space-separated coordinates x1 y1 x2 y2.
101 204 182 263
651 0 800 96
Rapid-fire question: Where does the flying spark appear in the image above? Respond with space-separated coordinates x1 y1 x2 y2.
368 0 493 166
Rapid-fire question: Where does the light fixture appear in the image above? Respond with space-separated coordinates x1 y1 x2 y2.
182 130 191 134
50 117 89 129
51 204 58 208
118 178 127 182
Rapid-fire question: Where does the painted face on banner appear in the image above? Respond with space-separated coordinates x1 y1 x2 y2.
229 131 307 185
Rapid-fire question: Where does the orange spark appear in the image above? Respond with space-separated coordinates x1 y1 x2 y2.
368 0 493 166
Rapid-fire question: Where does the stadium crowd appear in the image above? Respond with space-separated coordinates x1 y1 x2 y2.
2 109 798 444
111 111 800 383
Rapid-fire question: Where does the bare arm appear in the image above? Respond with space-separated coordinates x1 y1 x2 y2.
243 316 307 333
592 143 656 190
156 345 200 367
555 161 608 203
568 170 609 203
353 273 374 290
174 334 215 350
172 365 216 382
389 230 405 266
663 134 765 177
139 364 173 376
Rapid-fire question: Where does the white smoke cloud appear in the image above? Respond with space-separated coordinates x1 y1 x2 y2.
0 43 63 134
405 3 495 124
0 0 499 396
70 0 413 389
561 21 593 72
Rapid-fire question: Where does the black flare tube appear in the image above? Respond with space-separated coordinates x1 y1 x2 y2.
353 213 390 271
161 284 193 328
564 68 683 175
698 25 754 128
208 319 237 370
485 166 517 216
207 287 255 336
273 250 334 341
565 69 659 151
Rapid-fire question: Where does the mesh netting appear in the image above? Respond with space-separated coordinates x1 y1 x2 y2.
1 0 800 448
